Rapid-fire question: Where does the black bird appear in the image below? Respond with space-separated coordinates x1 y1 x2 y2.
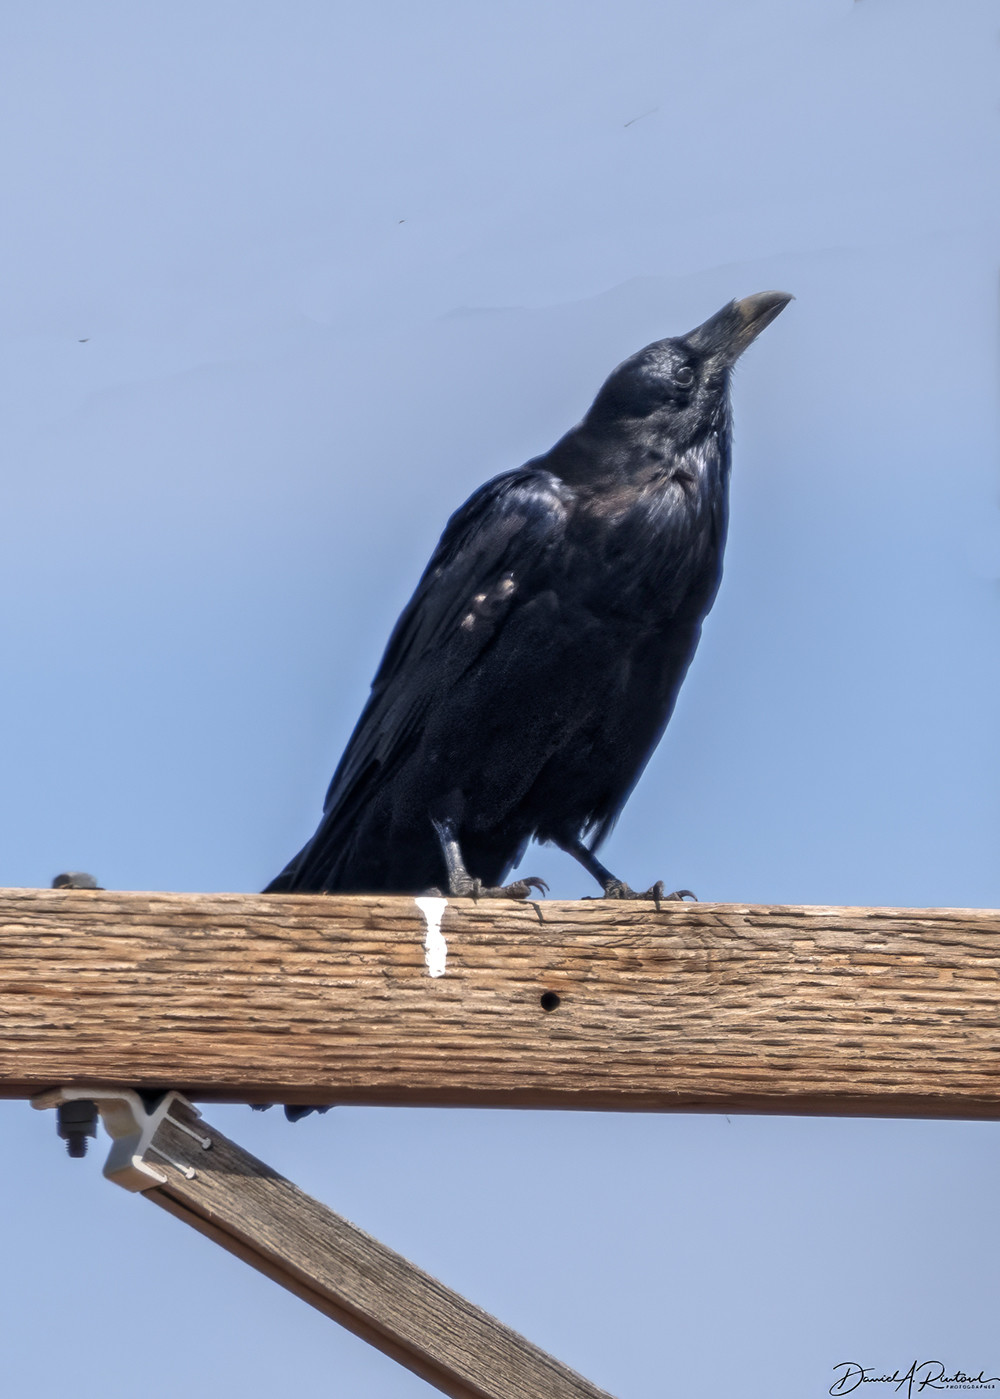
267 292 790 903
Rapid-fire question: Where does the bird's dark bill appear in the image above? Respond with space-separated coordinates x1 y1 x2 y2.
686 290 792 363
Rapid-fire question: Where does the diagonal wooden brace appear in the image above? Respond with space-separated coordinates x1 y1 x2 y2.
32 1087 613 1399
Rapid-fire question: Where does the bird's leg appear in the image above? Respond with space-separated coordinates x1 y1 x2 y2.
553 833 696 905
430 816 547 900
430 815 479 896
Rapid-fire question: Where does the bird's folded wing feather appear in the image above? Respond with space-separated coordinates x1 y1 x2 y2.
319 467 573 818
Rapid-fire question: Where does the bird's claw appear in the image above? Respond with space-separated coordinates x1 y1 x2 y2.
477 875 549 901
601 879 697 910
442 874 548 900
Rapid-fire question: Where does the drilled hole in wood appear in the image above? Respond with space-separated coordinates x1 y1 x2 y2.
540 991 561 1012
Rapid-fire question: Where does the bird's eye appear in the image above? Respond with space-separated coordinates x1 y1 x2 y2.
675 366 694 388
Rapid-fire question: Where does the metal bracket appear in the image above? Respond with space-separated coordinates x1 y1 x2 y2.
31 1085 212 1192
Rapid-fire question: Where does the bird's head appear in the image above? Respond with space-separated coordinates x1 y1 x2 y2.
579 291 792 463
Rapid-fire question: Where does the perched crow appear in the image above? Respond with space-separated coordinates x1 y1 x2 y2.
267 292 790 904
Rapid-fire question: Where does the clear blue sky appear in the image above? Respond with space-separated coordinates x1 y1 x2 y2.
1 3 998 1396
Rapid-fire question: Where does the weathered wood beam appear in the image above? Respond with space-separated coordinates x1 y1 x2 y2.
3 889 1000 1119
46 1086 613 1399
152 1110 612 1399
32 1087 610 1398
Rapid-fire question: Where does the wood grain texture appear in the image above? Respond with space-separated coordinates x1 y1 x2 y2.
2 888 999 1118
144 1105 612 1399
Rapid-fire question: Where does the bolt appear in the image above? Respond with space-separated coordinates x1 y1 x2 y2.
52 872 102 890
56 1101 98 1158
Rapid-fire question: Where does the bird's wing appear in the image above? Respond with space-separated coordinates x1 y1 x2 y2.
269 469 572 889
327 467 572 804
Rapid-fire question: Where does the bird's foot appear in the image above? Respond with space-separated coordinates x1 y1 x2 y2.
480 876 549 900
442 874 549 900
601 879 697 910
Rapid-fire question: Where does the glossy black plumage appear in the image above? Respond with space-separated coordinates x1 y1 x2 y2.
267 292 790 899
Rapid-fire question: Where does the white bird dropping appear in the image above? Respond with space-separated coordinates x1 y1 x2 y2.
415 896 449 977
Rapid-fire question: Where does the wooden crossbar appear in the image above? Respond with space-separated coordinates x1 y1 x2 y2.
3 889 999 1118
